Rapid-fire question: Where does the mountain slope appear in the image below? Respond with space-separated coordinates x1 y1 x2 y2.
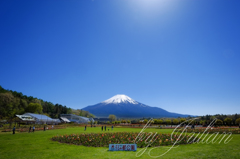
82 95 192 118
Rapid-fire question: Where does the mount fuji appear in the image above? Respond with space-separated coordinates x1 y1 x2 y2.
82 95 192 118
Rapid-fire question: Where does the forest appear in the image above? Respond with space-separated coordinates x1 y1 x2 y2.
0 85 94 122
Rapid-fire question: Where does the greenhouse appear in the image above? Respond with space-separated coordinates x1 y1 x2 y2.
17 113 60 124
16 115 35 121
60 114 94 124
60 117 71 123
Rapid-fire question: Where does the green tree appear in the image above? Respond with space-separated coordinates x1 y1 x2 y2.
200 120 205 125
0 92 23 127
20 99 28 109
224 117 232 126
166 119 171 125
0 92 15 119
121 120 126 123
173 119 179 125
143 119 148 124
26 103 42 114
79 109 83 116
109 114 116 122
180 118 186 123
33 98 41 104
235 118 240 126
153 119 158 124
158 119 163 124
215 119 223 126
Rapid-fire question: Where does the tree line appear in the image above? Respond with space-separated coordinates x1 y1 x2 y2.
0 86 94 122
109 115 240 126
198 114 240 126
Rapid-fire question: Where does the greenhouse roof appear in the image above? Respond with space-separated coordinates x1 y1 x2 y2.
16 115 35 121
60 117 70 122
24 113 53 120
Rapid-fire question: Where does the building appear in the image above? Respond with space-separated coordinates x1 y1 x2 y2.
16 114 35 124
51 119 61 124
60 114 94 124
16 113 61 125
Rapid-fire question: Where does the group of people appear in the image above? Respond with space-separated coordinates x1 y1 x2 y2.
84 125 114 131
12 125 36 134
12 125 56 134
28 126 35 133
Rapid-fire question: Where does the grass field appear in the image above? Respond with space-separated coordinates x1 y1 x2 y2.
0 127 240 159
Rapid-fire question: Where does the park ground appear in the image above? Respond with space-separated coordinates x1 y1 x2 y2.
0 126 240 159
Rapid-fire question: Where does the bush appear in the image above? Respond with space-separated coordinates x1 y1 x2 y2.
52 132 196 148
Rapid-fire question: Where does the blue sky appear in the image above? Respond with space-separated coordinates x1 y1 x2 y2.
0 0 240 116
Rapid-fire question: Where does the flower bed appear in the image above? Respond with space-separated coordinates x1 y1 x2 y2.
52 132 195 148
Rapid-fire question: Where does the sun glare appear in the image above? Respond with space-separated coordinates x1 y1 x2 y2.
137 0 165 7
132 0 172 10
126 0 177 18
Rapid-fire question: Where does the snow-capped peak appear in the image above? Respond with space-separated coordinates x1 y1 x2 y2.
102 94 138 104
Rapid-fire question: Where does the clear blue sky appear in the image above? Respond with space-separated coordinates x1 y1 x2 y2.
1 0 240 116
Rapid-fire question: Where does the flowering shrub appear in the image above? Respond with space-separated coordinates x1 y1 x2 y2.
52 132 195 148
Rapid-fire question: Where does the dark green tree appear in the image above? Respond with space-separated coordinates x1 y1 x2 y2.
25 103 43 114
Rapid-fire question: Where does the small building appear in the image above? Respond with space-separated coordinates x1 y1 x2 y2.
60 114 94 124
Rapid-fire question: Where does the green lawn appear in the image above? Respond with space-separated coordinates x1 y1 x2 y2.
0 127 239 159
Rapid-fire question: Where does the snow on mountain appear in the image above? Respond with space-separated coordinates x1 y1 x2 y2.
102 94 138 104
83 94 193 118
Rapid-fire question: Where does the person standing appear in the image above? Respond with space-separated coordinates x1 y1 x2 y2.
12 126 15 134
44 125 46 131
29 126 31 133
105 126 106 131
111 125 113 131
84 125 86 131
101 126 103 131
33 126 35 132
